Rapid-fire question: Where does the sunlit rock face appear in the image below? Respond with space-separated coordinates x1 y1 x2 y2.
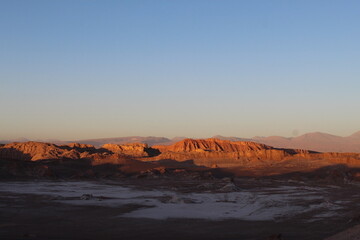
63 143 96 150
0 142 74 161
1 139 360 178
151 138 360 168
101 143 150 157
154 138 273 152
151 138 309 167
0 142 97 161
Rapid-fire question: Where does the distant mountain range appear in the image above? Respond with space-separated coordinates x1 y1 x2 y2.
214 131 360 153
252 131 360 153
0 136 186 148
1 131 360 153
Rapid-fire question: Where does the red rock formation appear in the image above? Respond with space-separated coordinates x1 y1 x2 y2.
152 138 360 168
101 143 150 157
154 138 273 152
1 139 360 170
152 139 305 167
63 143 95 150
0 142 74 161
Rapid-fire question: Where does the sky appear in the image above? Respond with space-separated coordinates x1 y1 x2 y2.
1 0 360 140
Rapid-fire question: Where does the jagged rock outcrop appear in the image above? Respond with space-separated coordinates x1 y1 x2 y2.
0 142 102 161
154 138 273 152
151 138 313 167
0 142 76 161
101 143 150 157
63 143 96 151
152 138 360 168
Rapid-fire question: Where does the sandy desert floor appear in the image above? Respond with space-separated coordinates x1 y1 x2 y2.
1 178 360 240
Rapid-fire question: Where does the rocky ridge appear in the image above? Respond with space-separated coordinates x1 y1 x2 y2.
152 138 318 167
1 138 360 179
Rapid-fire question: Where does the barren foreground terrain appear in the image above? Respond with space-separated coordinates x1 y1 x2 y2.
1 179 360 240
1 139 360 239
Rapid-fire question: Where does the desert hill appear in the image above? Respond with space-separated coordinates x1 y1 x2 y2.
2 138 360 166
152 138 360 168
1 138 360 181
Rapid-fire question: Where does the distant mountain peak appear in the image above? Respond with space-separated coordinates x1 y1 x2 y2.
349 130 360 138
301 132 335 136
295 132 341 140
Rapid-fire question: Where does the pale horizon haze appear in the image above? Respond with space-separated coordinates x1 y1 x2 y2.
1 0 360 140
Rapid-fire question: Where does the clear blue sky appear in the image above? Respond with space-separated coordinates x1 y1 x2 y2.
1 0 360 140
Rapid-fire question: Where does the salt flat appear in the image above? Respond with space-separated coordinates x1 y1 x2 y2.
1 179 360 240
0 180 356 222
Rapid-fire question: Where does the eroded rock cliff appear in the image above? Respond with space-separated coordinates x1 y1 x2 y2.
101 143 150 157
1 139 360 179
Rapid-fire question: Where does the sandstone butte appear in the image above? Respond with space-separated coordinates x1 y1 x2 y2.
1 138 360 169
